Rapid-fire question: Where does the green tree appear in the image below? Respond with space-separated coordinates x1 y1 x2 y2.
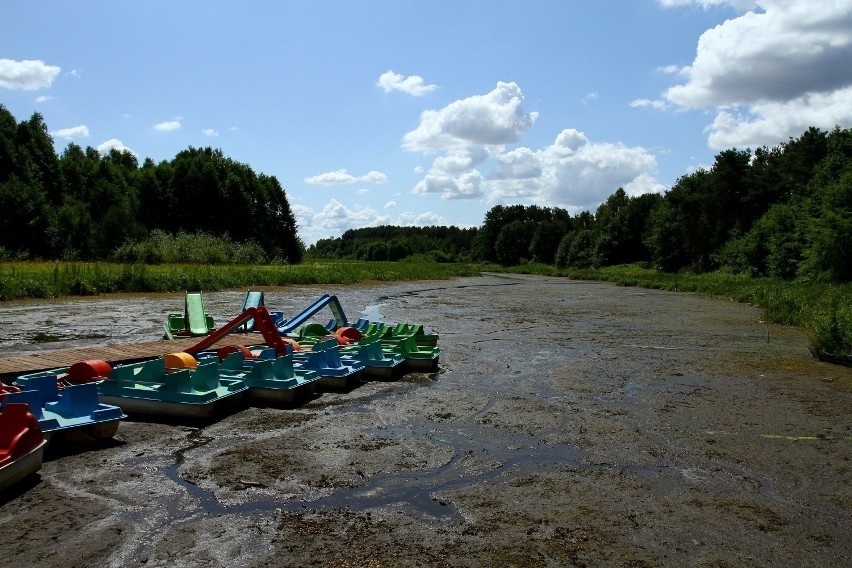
645 197 688 272
495 220 536 265
800 170 852 281
0 105 18 185
0 176 48 257
529 212 572 264
555 229 596 269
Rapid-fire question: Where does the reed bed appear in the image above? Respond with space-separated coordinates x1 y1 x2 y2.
0 261 480 301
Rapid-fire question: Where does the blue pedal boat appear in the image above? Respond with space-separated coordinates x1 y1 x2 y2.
197 346 322 403
291 325 405 379
289 338 365 390
99 356 248 418
342 339 405 379
8 374 126 441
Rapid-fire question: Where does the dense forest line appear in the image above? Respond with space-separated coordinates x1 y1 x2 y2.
2 105 849 283
308 225 478 262
0 106 303 263
312 126 851 283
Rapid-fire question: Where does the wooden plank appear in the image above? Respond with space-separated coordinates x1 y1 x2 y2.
0 335 252 381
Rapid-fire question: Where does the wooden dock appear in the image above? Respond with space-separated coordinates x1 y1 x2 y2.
0 337 217 380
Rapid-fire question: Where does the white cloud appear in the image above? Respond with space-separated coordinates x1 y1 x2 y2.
357 188 369 195
490 147 542 180
0 59 60 90
66 69 81 79
486 129 660 211
658 0 758 9
653 0 852 148
657 64 686 75
202 128 219 137
412 169 485 200
316 200 390 229
397 211 445 226
706 86 852 149
431 150 490 174
666 2 852 108
293 199 392 244
360 170 387 184
96 138 136 156
295 199 448 244
376 70 438 96
305 168 388 185
403 81 538 152
35 95 53 103
403 82 659 208
153 119 181 132
630 98 668 111
154 120 181 132
623 172 668 197
305 169 356 185
582 92 599 105
50 125 89 140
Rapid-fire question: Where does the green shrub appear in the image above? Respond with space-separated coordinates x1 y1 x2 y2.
113 230 269 265
810 301 852 355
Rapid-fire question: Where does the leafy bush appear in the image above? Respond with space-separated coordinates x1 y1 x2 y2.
809 299 852 355
555 230 596 269
113 230 269 265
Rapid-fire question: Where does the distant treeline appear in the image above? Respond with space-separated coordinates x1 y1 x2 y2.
311 126 851 283
0 106 303 263
308 225 479 262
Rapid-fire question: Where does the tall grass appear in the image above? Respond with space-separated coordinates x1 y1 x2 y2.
0 260 481 301
498 263 852 356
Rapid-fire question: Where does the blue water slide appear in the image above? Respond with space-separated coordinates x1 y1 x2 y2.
276 294 348 334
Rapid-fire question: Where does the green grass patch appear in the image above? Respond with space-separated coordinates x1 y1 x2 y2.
0 260 482 300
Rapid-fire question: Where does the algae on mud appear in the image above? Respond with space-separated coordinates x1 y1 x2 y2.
0 274 849 567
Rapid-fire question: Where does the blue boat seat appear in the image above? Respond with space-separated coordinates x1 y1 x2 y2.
21 375 61 404
3 389 46 420
48 382 100 417
160 370 195 393
271 356 296 379
110 358 166 384
190 362 221 392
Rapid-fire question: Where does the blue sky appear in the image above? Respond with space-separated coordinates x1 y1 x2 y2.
3 1 851 245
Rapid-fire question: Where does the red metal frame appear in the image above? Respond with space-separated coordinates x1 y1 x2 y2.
185 306 289 356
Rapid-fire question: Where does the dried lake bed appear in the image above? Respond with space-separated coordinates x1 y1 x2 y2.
0 273 849 567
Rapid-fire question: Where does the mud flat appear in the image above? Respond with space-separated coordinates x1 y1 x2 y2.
0 274 849 567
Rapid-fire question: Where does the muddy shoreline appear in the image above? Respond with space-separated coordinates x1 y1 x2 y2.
0 274 849 567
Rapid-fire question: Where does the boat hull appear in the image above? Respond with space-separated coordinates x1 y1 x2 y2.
246 383 317 404
316 372 361 391
360 365 397 380
99 392 245 418
404 356 440 372
50 420 122 443
0 439 47 492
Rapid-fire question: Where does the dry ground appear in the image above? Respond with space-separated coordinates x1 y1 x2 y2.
0 274 849 567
